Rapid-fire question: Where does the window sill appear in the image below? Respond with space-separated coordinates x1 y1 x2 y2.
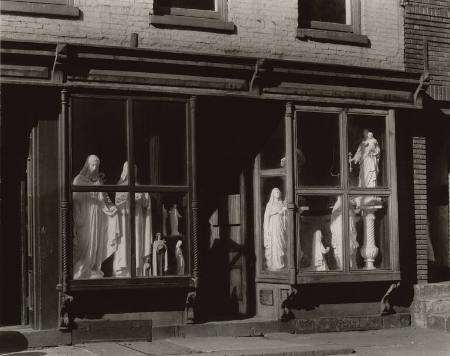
297 28 370 47
1 1 80 18
150 14 235 33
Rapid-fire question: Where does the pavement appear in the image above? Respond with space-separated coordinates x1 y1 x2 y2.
1 327 449 356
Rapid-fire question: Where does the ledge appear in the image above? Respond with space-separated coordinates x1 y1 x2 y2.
1 1 80 18
150 14 235 33
297 28 370 47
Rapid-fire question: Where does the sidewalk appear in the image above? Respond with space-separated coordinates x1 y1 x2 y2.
1 327 449 356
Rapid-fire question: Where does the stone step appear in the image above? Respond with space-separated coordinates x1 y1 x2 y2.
412 294 450 314
430 300 450 314
414 282 450 299
427 313 450 333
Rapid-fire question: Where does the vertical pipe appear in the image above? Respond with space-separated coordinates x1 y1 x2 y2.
190 96 199 286
60 89 69 293
284 102 296 285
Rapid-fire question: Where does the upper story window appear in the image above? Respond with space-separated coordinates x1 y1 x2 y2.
1 0 79 18
151 0 235 33
297 0 369 46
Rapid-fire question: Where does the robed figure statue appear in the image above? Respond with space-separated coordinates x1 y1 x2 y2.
349 130 381 188
263 187 287 271
73 155 119 279
114 162 152 277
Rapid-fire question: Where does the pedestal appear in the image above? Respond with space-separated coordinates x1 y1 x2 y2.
359 201 382 270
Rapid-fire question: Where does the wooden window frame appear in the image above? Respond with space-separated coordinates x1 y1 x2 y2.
67 93 194 291
151 0 235 33
297 0 369 47
253 105 399 285
1 0 80 18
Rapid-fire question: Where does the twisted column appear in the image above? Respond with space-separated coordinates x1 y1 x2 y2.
360 209 379 270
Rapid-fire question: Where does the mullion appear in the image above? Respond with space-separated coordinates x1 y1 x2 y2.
341 110 350 273
127 98 136 278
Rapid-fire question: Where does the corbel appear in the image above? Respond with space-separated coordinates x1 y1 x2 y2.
249 58 269 95
51 42 68 83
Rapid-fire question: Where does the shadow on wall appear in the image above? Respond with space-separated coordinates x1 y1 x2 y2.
0 331 29 354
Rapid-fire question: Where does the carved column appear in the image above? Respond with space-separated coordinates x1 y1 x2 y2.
284 102 296 285
190 96 199 285
360 209 379 269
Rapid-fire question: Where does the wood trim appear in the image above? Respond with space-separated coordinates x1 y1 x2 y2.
69 276 193 291
297 271 401 284
150 14 235 33
153 6 221 19
1 0 80 18
310 21 353 33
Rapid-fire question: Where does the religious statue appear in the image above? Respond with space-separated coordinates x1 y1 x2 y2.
113 162 152 277
311 230 330 271
161 204 168 236
349 130 381 188
263 187 287 271
152 233 168 276
168 204 182 236
330 196 358 269
72 155 119 279
175 240 185 275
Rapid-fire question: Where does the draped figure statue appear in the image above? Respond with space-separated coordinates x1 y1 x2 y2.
330 196 359 269
175 240 185 275
114 162 152 277
350 130 381 188
263 188 287 271
73 155 119 279
152 233 168 276
312 230 330 271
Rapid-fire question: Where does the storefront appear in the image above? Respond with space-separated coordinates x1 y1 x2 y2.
0 39 425 332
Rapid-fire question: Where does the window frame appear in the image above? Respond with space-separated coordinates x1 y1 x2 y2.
151 0 235 33
68 93 194 290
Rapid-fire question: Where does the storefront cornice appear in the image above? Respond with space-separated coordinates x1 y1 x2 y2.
1 38 422 109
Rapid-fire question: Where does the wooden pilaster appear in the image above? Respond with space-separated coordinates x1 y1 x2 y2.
190 96 199 286
412 136 429 284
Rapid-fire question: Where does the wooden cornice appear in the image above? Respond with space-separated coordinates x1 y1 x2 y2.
1 38 422 108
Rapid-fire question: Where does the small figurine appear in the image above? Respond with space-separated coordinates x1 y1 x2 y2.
152 233 168 276
175 240 185 275
169 204 182 236
312 230 330 271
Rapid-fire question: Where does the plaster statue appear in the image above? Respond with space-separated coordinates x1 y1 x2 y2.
162 204 168 236
175 240 185 275
168 204 182 236
349 130 380 188
263 187 287 271
330 196 358 269
152 233 168 276
311 230 330 271
73 155 119 279
113 162 152 277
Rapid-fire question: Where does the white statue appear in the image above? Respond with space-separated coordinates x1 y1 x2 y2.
175 240 185 275
152 232 168 276
349 130 380 188
162 204 168 236
311 230 330 271
113 162 152 277
263 187 287 271
330 196 359 269
168 204 182 236
72 155 119 279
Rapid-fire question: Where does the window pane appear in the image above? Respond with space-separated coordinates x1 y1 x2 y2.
261 176 287 271
350 195 390 270
260 119 285 170
306 0 349 25
297 112 341 187
72 191 123 280
134 101 187 186
157 0 215 10
348 115 387 188
298 195 343 272
72 98 127 186
135 192 188 277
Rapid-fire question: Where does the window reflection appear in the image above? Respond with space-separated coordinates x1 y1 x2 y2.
260 119 285 170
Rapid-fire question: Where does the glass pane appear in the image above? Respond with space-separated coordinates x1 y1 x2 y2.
133 192 188 277
297 112 341 187
305 0 350 25
157 0 215 10
348 115 387 188
261 176 287 271
350 195 390 270
72 191 122 280
134 101 187 186
298 195 343 272
260 119 285 170
72 98 126 186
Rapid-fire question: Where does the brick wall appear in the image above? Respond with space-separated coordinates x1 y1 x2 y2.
0 0 404 70
405 0 450 101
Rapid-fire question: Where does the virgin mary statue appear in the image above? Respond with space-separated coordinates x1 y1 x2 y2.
114 162 152 277
73 155 119 279
263 187 287 271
